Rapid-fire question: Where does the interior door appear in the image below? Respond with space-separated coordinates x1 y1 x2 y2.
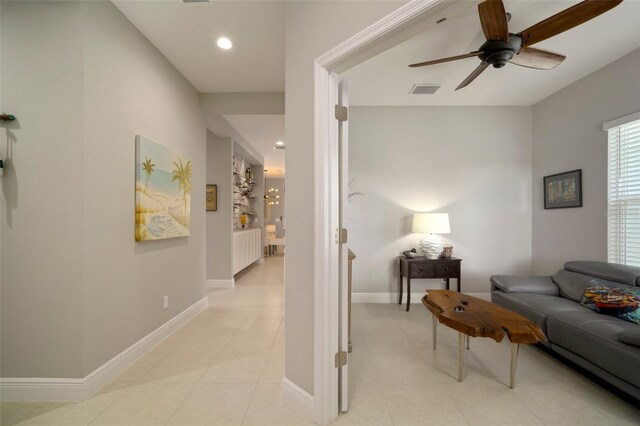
338 78 349 413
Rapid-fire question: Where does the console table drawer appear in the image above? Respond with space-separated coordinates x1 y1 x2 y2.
410 263 435 278
436 262 460 278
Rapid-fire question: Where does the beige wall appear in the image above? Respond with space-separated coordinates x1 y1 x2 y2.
349 106 533 294
284 0 405 396
1 1 207 378
531 49 640 275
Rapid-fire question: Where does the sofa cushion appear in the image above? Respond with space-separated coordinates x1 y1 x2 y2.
552 270 629 302
491 291 587 337
546 310 640 388
490 275 558 296
618 328 640 347
580 284 640 325
564 261 640 286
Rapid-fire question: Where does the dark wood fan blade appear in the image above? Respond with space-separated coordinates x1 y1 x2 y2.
409 51 483 68
518 0 623 47
509 47 566 70
456 62 490 91
478 0 509 41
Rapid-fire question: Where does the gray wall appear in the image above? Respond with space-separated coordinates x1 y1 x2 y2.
349 106 533 294
531 49 640 274
1 1 207 378
206 132 233 281
284 0 404 397
1 1 85 378
265 178 285 238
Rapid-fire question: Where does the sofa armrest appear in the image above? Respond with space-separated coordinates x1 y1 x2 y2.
490 275 559 296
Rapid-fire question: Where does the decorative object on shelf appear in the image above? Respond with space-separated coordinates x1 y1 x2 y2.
0 113 16 122
441 244 454 259
135 135 191 241
412 212 450 259
402 249 418 259
233 155 244 175
245 167 254 181
232 153 259 230
544 169 582 209
206 184 217 212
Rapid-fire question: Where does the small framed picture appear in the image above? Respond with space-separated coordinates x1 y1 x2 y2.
206 184 217 211
544 169 582 209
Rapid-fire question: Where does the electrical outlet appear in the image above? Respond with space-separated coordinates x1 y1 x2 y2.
163 296 169 310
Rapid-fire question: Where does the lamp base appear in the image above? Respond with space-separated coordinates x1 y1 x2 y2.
419 234 443 260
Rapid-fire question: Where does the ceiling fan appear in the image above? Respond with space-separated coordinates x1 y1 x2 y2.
409 0 623 90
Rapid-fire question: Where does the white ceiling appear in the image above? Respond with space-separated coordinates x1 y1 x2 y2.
223 115 285 177
344 0 640 106
113 0 285 92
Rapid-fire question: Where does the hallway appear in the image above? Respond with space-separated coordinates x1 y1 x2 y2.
1 256 312 426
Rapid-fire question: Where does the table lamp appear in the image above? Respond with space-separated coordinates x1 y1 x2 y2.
412 213 450 259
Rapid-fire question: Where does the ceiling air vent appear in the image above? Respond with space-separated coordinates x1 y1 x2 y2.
410 84 441 95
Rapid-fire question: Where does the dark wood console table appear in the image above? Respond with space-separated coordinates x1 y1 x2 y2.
398 256 462 311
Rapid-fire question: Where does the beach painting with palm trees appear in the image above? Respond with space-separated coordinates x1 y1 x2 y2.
135 135 191 241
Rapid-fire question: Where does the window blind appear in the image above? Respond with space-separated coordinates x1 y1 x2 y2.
606 112 640 267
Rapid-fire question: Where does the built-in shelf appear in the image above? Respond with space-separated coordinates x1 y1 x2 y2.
233 153 261 231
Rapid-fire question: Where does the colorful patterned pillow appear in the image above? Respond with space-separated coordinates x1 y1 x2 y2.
580 283 640 325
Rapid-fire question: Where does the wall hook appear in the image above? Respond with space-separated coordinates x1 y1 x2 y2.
0 113 16 122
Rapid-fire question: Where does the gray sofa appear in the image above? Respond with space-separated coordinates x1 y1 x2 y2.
490 261 640 400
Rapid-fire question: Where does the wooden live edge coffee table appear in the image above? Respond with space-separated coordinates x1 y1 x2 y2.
422 290 546 389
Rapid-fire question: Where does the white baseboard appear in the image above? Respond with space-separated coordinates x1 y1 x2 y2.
282 377 315 423
352 292 491 303
206 279 235 289
0 296 209 401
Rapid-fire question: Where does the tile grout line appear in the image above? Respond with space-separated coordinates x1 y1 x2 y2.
160 381 199 426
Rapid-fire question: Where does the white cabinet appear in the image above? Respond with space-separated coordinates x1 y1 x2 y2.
233 228 262 274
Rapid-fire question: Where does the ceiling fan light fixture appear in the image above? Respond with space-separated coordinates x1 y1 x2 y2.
407 0 622 90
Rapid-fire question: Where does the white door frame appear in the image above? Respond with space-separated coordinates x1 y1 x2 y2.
310 1 458 424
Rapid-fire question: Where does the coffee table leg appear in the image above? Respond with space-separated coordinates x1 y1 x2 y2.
432 314 437 350
510 343 519 389
458 333 464 382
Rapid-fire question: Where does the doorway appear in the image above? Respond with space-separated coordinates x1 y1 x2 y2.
309 1 463 423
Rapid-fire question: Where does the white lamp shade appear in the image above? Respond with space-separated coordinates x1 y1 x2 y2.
412 213 450 234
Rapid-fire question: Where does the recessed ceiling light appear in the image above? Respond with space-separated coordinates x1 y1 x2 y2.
217 37 232 50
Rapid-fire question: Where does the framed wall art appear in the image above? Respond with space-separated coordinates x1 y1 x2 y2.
206 184 218 212
544 169 582 209
135 135 191 241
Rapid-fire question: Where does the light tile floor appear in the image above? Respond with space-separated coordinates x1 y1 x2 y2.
340 303 640 426
1 256 307 426
2 256 640 425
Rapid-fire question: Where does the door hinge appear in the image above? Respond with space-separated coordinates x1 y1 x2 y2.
336 228 347 244
335 350 348 368
335 105 348 122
